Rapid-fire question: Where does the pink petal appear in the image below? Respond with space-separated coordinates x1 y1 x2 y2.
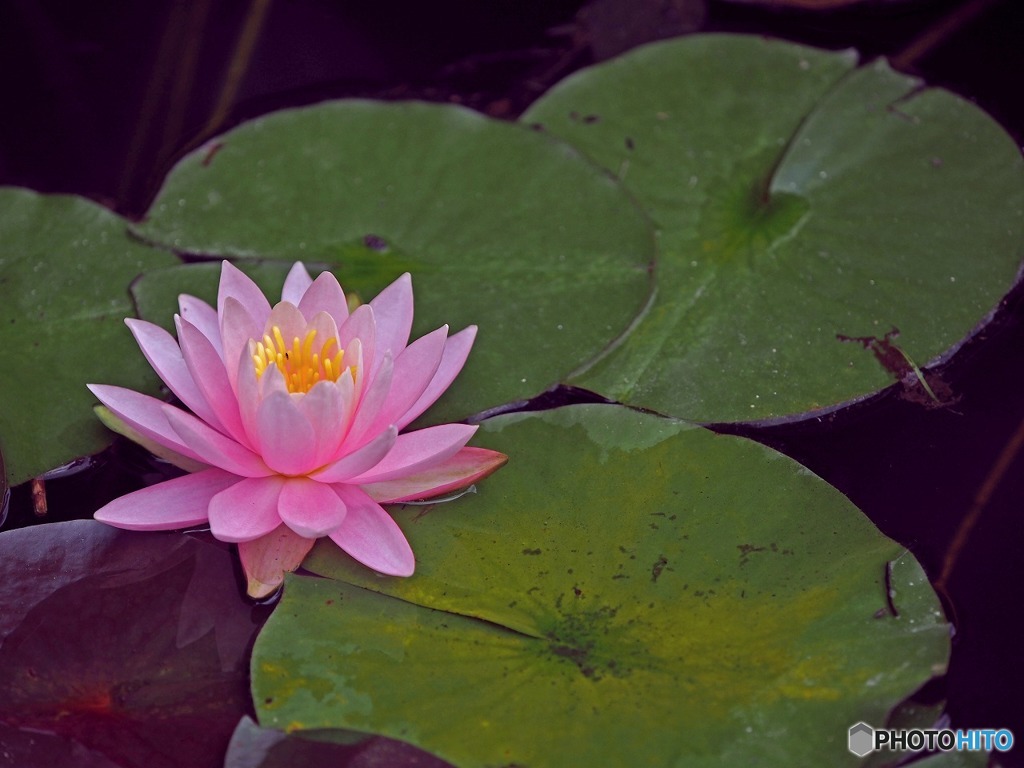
124 318 223 431
397 325 476 429
298 270 349 328
295 379 348 467
176 316 249 446
255 353 289 399
164 405 273 477
311 426 397 483
333 369 359 448
340 350 392 449
94 468 238 531
88 384 206 464
238 525 316 599
220 296 260 394
329 485 414 576
362 447 508 503
236 346 263 446
260 301 306 346
337 305 376 393
278 477 348 538
306 310 340 351
253 391 318 475
368 273 413 371
349 423 478 484
363 325 446 438
218 260 271 326
178 294 222 357
281 262 313 305
208 475 285 542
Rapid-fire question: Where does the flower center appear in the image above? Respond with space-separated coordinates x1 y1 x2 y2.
252 326 346 394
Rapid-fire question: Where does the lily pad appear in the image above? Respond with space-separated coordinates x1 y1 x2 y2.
0 188 178 485
521 35 1024 421
132 100 655 423
253 405 949 766
0 521 265 768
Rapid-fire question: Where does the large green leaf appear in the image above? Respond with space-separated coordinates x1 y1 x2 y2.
0 188 178 485
253 405 949 766
521 35 1024 421
131 101 655 423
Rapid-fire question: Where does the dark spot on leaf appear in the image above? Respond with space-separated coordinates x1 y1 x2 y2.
573 586 583 597
522 548 542 555
837 326 956 408
837 326 909 377
625 136 635 150
737 543 767 566
882 560 899 618
651 555 668 583
363 234 389 252
550 642 597 678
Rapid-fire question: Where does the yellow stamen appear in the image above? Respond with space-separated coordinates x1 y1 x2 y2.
252 325 354 394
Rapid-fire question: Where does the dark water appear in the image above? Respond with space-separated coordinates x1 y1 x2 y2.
2 0 1022 765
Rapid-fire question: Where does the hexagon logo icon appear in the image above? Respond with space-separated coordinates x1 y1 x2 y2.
848 722 875 757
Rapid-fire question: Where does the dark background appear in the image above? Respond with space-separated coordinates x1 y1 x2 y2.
1 0 1022 764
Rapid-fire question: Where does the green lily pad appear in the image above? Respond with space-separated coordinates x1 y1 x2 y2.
0 521 264 768
253 405 949 766
0 188 178 485
132 100 655 423
521 35 1024 421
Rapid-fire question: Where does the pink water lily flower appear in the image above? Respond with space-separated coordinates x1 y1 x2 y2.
90 261 506 597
